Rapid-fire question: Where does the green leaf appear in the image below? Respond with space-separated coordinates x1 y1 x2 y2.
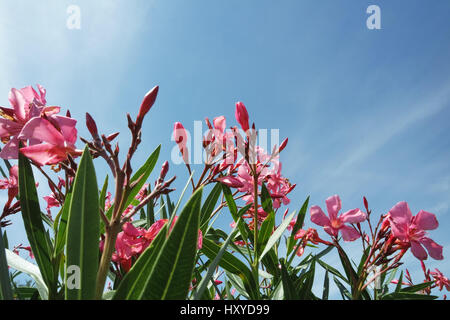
382 292 438 300
287 197 309 255
395 271 403 293
160 196 168 219
333 276 352 300
280 263 299 300
400 281 434 293
225 272 249 299
65 146 100 300
124 145 160 207
118 187 203 300
54 192 72 256
193 220 240 300
0 227 13 300
260 183 273 214
357 246 371 276
202 238 259 299
322 270 329 300
299 259 316 299
221 184 237 217
146 184 155 227
18 152 54 294
257 210 275 254
260 210 296 261
5 249 48 300
105 145 160 221
200 183 222 229
222 185 251 243
317 259 349 284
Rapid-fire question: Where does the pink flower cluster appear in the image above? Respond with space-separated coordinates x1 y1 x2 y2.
310 195 444 262
174 101 294 227
0 85 80 166
111 218 203 272
0 165 19 216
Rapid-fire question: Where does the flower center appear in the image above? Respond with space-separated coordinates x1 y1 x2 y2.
331 219 342 229
408 227 426 241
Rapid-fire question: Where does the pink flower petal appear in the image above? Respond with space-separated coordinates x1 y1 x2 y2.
20 143 66 166
410 240 428 260
339 208 367 224
8 88 28 122
0 137 20 159
339 225 360 242
213 116 226 133
388 201 412 240
0 119 22 138
325 195 341 221
413 210 439 231
310 205 331 227
18 117 65 146
53 115 77 145
122 222 142 237
420 237 443 260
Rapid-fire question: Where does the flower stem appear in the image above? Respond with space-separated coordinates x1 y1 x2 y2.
95 222 121 300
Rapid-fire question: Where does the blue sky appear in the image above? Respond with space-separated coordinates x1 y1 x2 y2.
1 0 449 299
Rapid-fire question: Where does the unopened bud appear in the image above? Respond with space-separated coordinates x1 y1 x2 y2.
86 113 99 138
136 86 159 127
216 176 244 189
107 132 120 142
279 138 288 152
159 161 169 182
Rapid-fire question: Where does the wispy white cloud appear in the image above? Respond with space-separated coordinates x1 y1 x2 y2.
333 85 450 177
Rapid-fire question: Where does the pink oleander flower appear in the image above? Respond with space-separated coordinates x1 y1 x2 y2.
387 201 443 261
430 269 450 291
18 116 81 166
0 165 18 212
294 227 332 256
310 195 366 241
173 122 189 164
13 244 34 260
112 222 150 272
203 116 236 165
235 101 249 132
0 85 60 159
43 193 60 215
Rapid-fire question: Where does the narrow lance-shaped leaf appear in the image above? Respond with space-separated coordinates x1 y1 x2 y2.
65 146 100 300
5 249 48 300
142 187 203 299
18 152 55 294
193 219 241 300
200 182 222 229
322 270 330 300
0 227 13 300
260 210 296 261
287 196 309 255
54 192 72 256
115 187 204 299
202 238 260 300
